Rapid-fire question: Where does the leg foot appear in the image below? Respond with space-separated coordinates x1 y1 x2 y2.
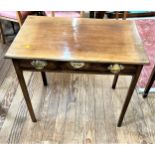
143 93 148 98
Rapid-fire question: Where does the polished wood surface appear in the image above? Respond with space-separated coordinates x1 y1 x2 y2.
5 16 148 65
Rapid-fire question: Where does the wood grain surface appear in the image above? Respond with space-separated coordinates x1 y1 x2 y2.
5 16 148 65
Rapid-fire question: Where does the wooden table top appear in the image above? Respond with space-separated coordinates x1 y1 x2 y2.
5 16 149 64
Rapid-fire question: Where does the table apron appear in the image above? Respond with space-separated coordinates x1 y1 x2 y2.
13 59 140 76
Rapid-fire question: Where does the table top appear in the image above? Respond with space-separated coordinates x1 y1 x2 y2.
5 16 149 64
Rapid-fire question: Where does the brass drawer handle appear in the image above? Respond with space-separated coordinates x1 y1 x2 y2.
70 62 85 69
108 64 124 74
31 60 47 70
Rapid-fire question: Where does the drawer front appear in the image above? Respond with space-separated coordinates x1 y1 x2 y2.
17 59 138 75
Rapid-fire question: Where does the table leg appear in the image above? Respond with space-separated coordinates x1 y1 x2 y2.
90 11 95 18
116 11 119 19
117 65 143 127
123 11 128 20
143 65 155 98
112 74 119 89
41 72 48 86
13 60 37 122
0 21 5 44
10 21 16 34
96 11 106 18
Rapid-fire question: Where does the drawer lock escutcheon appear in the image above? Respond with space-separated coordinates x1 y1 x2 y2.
70 62 85 69
108 64 124 74
31 60 47 70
